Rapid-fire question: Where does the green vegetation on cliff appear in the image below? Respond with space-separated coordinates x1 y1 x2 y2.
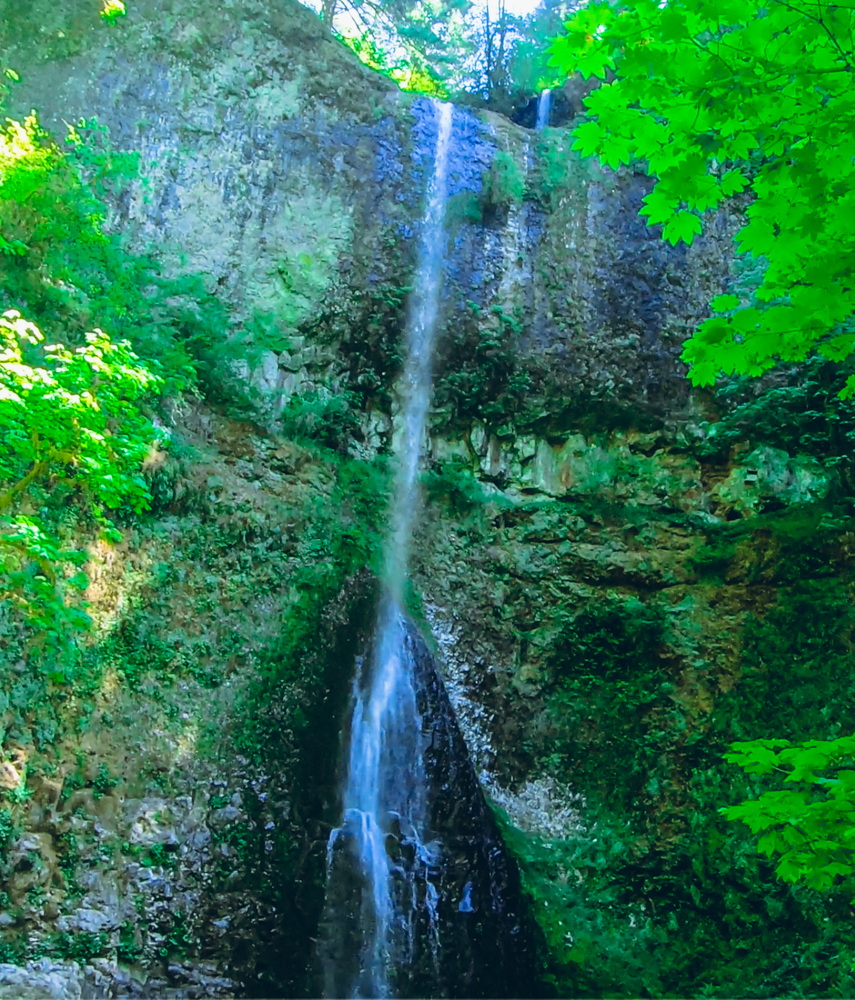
551 0 855 912
4 0 855 994
0 110 168 694
420 477 855 997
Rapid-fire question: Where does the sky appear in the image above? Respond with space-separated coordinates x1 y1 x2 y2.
300 0 546 29
494 0 544 16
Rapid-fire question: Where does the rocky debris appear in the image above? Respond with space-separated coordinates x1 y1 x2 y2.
0 762 20 792
0 959 83 999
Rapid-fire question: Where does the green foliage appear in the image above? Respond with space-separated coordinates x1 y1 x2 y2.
99 612 178 690
698 360 855 478
0 308 164 673
706 580 855 747
280 388 361 451
117 919 141 964
99 0 126 23
713 580 855 896
142 841 176 870
0 938 23 965
233 452 389 761
0 310 164 512
503 0 576 96
434 318 531 431
482 149 525 210
320 0 471 97
5 770 30 804
0 108 228 705
51 930 107 961
422 456 487 515
56 830 81 896
0 111 201 390
0 806 13 858
159 911 190 958
546 598 673 809
503 574 855 997
550 598 664 704
531 128 581 207
550 0 855 393
723 736 855 892
338 30 450 96
92 763 118 799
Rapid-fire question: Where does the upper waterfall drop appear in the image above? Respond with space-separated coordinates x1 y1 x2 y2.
384 98 453 604
535 88 552 131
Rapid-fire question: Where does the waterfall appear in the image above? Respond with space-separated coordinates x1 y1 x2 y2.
322 98 453 1000
384 98 453 604
535 88 552 131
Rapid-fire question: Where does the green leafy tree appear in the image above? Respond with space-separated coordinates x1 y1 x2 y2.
722 738 855 892
465 0 523 102
549 0 855 394
0 308 164 669
0 107 196 392
450 0 553 110
1 111 165 672
504 0 583 96
311 0 473 94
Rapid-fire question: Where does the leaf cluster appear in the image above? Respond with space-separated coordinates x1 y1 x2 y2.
279 387 362 452
724 736 855 892
0 111 171 680
698 358 855 467
550 0 855 393
1 111 199 392
0 309 163 666
324 0 473 96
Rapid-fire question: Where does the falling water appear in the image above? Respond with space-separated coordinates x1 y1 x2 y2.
323 98 454 999
535 88 552 131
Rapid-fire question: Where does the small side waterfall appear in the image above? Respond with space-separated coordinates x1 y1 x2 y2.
535 88 552 131
319 99 536 1000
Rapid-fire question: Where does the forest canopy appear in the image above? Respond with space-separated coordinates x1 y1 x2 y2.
305 0 575 107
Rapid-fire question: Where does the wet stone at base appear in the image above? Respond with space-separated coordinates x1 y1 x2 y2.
318 619 537 1000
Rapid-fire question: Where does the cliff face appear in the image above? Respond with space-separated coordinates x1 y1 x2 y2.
2 1 855 997
1 0 735 427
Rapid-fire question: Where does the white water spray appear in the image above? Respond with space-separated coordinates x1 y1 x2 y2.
536 88 552 131
324 98 454 999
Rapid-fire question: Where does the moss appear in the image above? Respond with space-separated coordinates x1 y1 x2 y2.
505 553 855 997
482 149 525 210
